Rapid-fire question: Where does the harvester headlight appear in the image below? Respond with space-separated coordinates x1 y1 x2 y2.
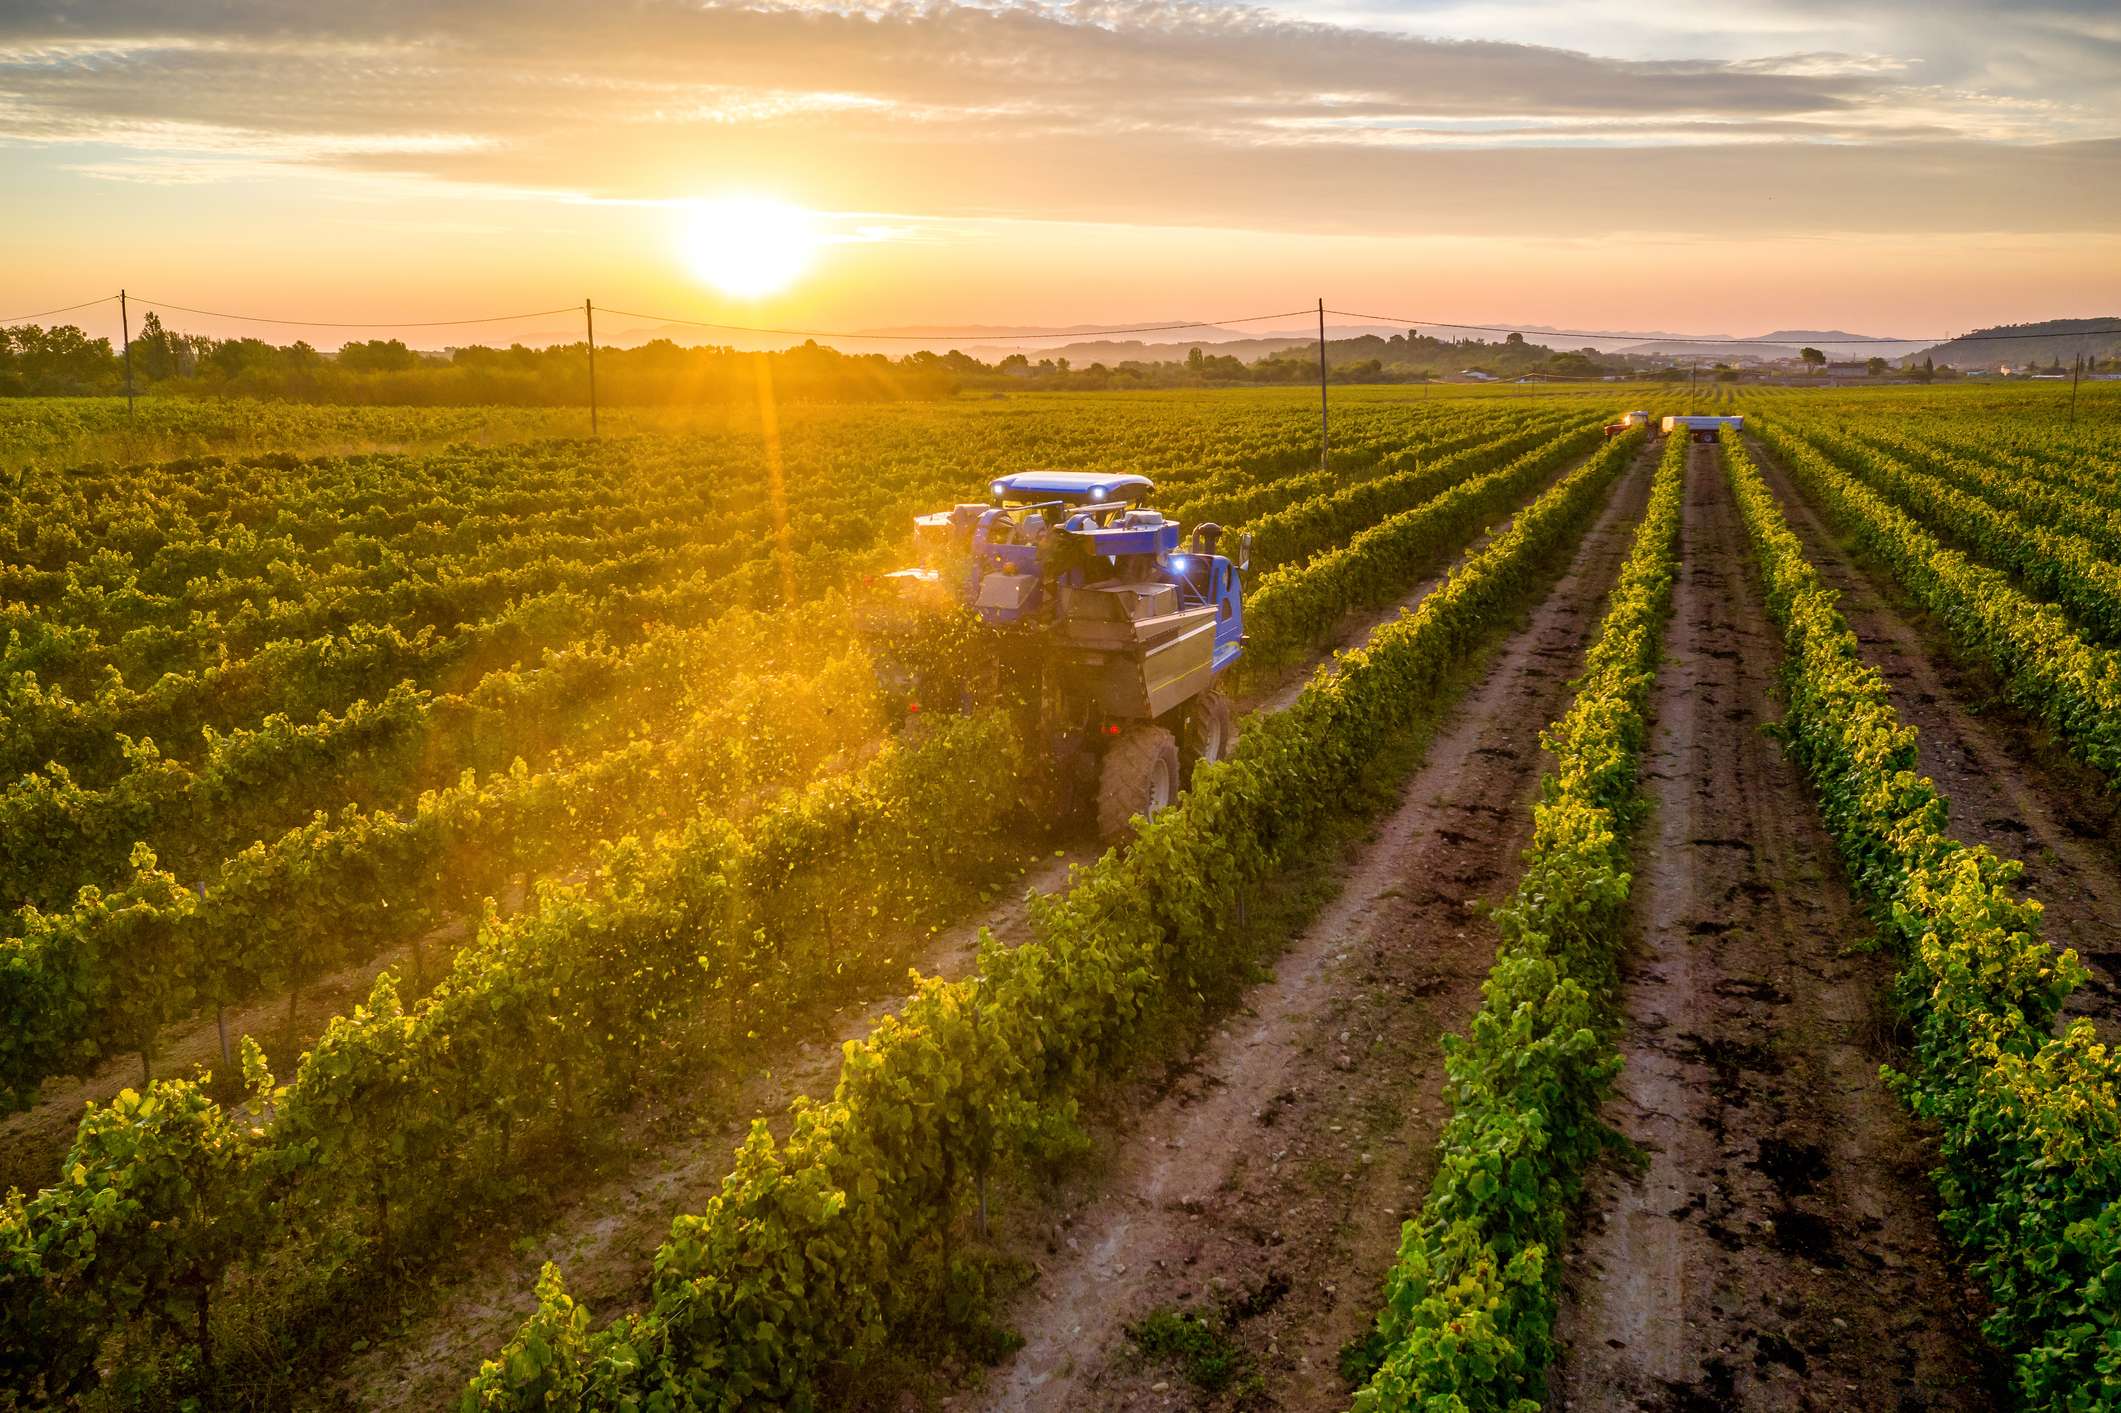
1093 485 1108 500
1171 555 1191 573
990 481 1007 499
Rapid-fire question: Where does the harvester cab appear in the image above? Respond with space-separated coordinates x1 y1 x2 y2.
890 470 1249 840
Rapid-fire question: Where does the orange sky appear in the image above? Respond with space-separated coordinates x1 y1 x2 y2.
4 1 2118 348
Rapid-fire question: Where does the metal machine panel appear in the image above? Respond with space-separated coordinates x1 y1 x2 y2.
976 572 1039 621
1058 606 1217 718
1070 523 1181 558
1140 613 1217 718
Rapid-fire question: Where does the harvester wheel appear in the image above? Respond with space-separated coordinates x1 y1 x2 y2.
1097 725 1179 843
1181 691 1236 781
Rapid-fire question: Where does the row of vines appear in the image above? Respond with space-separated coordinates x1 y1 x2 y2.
1726 435 2120 1407
0 392 1629 1406
1350 431 1685 1406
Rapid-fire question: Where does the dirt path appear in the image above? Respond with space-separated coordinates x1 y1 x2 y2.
1748 434 2121 1037
972 438 1662 1413
1546 442 1995 1411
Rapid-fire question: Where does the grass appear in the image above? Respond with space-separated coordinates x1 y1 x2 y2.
1128 1305 1263 1399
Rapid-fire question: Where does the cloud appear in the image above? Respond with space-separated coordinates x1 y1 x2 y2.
0 0 2115 235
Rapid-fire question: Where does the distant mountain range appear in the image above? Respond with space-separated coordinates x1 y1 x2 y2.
1612 329 1929 361
441 317 1722 361
423 314 2119 371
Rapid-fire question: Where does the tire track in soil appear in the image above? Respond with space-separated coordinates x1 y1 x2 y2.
1747 433 2121 1038
972 437 1664 1413
330 445 1613 1411
1546 443 1995 1413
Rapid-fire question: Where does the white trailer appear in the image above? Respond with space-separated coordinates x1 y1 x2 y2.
1661 414 1745 443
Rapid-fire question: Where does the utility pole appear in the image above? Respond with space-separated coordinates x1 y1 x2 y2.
1317 297 1330 472
119 289 135 417
585 299 599 438
2069 351 2083 430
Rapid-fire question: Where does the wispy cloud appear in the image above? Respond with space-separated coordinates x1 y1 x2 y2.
0 0 2114 235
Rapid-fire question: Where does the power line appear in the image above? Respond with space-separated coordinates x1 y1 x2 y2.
591 306 1318 343
9 289 2115 351
121 298 582 330
0 295 119 324
1326 308 2121 348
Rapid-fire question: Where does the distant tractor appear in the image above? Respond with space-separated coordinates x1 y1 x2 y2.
1602 410 1653 440
1662 414 1745 444
880 471 1248 841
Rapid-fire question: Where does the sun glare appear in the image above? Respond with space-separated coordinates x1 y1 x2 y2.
680 195 822 299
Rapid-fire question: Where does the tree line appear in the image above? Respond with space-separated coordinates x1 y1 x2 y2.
2 313 1673 405
0 316 964 403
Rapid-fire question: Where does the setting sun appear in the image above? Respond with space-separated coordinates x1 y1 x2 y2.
679 195 822 299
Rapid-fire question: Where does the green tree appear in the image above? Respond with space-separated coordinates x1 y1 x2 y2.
1867 357 1888 376
132 311 180 380
0 324 116 394
1800 347 1826 371
337 339 420 373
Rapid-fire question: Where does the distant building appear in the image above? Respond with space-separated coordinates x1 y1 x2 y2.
1458 369 1499 382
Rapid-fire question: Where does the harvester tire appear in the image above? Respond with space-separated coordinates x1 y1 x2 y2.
1097 725 1179 843
1181 690 1236 781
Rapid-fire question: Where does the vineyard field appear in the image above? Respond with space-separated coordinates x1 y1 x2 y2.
2 380 2120 1412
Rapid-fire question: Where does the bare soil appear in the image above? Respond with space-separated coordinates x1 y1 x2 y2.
1747 433 2121 1037
1545 443 1997 1411
970 438 1663 1412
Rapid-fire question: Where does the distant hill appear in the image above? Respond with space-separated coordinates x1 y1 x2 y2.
1614 328 1926 362
1908 317 2121 369
955 336 1316 365
1756 329 1929 359
1611 339 1801 361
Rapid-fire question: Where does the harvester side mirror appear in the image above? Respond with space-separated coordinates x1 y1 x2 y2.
1238 531 1252 572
